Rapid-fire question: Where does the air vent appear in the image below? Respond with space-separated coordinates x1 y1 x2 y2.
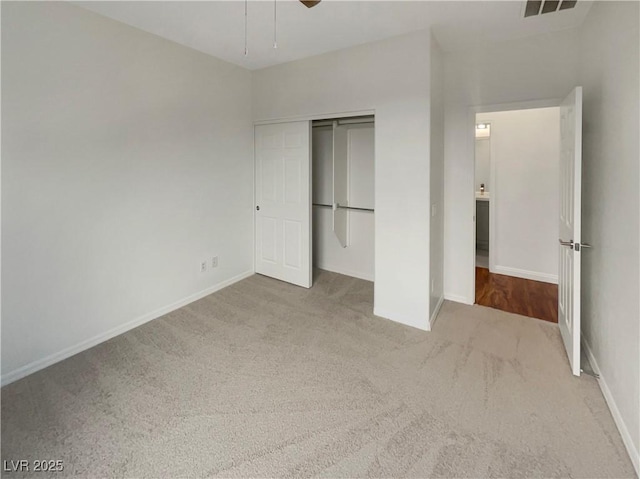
524 0 576 17
541 1 560 13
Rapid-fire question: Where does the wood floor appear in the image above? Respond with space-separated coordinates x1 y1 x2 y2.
475 267 558 323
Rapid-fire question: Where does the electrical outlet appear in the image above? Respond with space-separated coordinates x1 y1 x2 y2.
200 261 207 273
212 256 218 268
431 204 437 217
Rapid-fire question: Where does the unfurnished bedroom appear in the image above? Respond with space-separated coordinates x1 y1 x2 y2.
1 1 638 477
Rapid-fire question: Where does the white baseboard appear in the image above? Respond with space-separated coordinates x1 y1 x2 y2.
492 265 558 284
316 263 374 282
582 335 639 476
429 295 444 329
373 307 430 332
444 292 474 305
1 270 254 387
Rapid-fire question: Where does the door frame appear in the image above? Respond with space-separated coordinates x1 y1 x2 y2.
253 109 375 281
467 98 561 303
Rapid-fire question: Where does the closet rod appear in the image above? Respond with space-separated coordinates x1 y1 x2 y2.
312 119 374 128
312 203 374 213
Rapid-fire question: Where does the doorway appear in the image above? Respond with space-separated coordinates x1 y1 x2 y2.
473 107 560 323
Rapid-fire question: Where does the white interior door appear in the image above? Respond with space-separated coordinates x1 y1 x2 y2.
255 121 312 288
333 122 349 248
558 86 583 376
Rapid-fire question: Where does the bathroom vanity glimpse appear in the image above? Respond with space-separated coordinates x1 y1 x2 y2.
476 196 490 251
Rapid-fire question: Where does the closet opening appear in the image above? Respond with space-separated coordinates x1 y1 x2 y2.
311 115 375 283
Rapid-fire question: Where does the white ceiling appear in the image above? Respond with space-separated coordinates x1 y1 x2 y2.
76 1 592 70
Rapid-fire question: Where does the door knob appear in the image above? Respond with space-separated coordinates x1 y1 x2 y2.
559 239 574 249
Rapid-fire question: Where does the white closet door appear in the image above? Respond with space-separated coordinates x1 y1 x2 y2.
558 86 583 376
333 122 349 248
255 121 312 288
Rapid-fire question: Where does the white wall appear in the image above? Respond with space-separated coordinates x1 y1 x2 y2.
579 1 640 472
443 28 580 303
253 30 432 330
475 138 491 192
477 108 560 283
312 124 375 281
1 2 254 383
429 35 445 322
442 6 638 470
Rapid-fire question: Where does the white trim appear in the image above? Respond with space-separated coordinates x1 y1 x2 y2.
1 270 254 387
429 295 444 329
254 109 375 126
316 264 373 282
307 120 314 288
582 335 640 476
492 265 558 284
252 125 257 279
488 121 497 273
468 106 479 302
444 292 474 305
373 307 430 332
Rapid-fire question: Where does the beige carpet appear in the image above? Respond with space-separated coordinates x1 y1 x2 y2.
2 271 636 478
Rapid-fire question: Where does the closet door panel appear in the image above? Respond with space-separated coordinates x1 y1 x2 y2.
255 121 312 288
312 126 333 205
333 123 349 248
347 125 375 209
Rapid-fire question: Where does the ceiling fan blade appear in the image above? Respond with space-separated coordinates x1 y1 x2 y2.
300 0 321 8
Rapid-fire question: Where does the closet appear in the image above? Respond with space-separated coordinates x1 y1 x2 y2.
311 116 375 281
254 115 374 288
